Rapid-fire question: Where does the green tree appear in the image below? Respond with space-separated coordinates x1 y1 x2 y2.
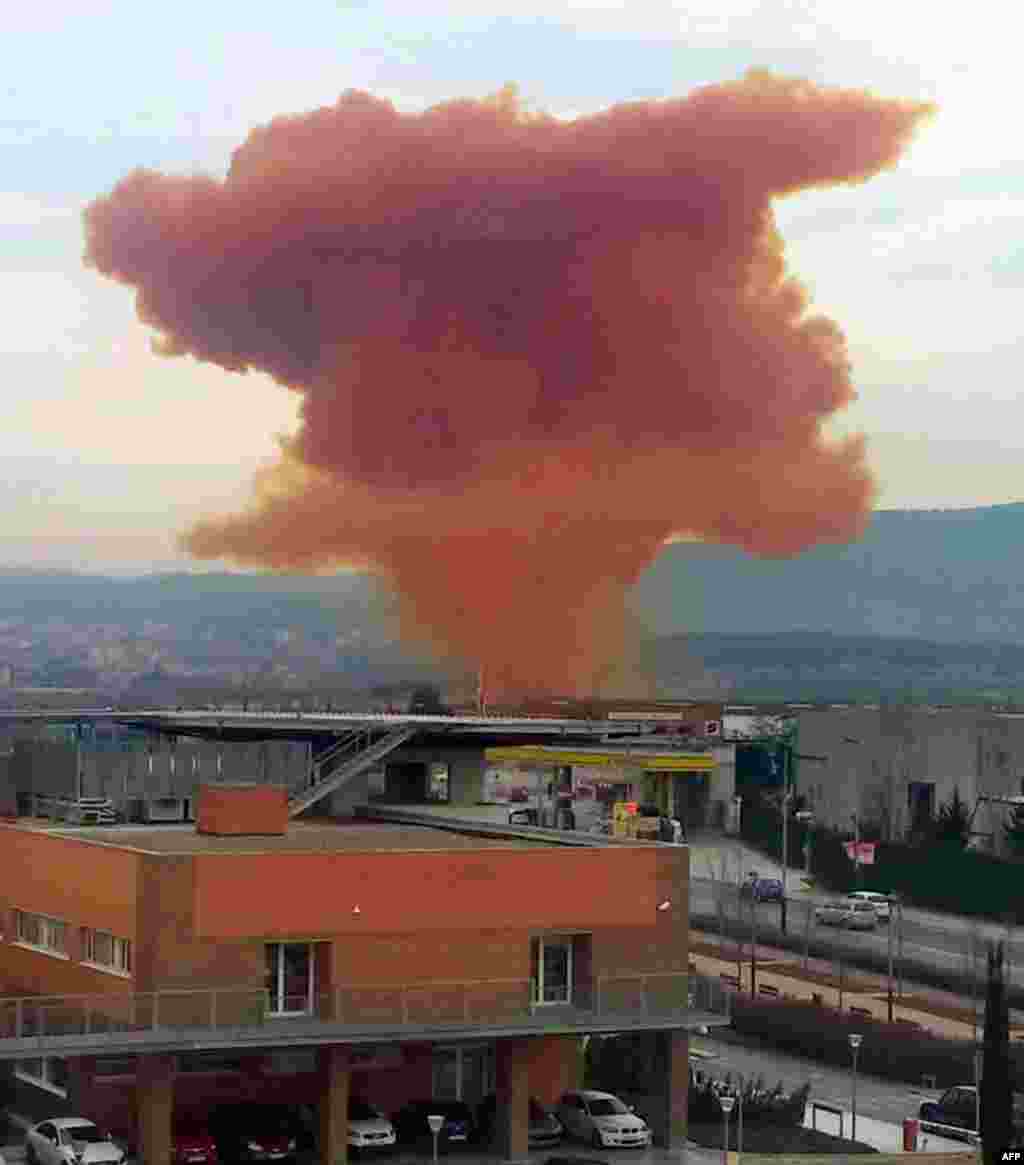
981 940 1014 1163
932 786 971 847
1003 802 1024 858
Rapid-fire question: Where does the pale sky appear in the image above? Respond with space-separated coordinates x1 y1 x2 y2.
3 0 1021 571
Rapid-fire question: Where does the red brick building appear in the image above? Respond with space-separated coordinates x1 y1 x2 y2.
0 784 707 1164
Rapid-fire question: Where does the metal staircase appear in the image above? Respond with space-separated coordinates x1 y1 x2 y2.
288 724 419 818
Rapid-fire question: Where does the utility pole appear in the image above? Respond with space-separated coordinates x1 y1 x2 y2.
749 896 758 999
780 782 790 935
887 899 896 1022
897 900 905 999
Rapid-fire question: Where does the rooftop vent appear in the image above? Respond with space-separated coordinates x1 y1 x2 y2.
197 783 287 837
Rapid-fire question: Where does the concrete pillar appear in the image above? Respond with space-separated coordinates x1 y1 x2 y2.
650 1030 689 1149
137 1053 174 1165
67 1056 96 1115
528 1034 578 1105
494 1038 530 1161
447 750 486 807
317 1044 350 1165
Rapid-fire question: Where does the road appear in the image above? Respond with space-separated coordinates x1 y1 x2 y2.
689 875 1024 991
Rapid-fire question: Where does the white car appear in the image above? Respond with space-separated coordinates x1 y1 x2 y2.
556 1089 652 1149
347 1100 396 1154
847 891 892 922
26 1120 126 1165
814 900 878 930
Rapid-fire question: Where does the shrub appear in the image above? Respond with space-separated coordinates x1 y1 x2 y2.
729 995 1024 1091
689 1071 810 1127
740 799 1024 924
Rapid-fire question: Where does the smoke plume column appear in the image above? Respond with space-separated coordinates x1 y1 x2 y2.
84 72 935 698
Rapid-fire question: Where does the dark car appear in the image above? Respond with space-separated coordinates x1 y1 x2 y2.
739 876 784 903
172 1118 219 1165
476 1095 563 1148
392 1101 475 1150
919 1085 1024 1143
207 1104 301 1164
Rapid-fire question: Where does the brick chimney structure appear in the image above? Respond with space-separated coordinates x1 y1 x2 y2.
196 782 288 836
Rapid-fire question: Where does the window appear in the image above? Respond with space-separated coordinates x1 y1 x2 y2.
531 936 573 1004
264 942 315 1015
15 1057 68 1097
431 1045 494 1102
94 1056 136 1079
81 928 132 975
177 1052 246 1073
13 911 67 957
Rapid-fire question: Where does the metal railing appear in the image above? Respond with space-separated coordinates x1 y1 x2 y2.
0 971 729 1054
288 725 419 817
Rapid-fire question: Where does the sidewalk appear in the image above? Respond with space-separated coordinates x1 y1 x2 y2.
800 1108 969 1155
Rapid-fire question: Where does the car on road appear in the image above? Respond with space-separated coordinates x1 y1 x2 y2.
740 876 784 903
392 1100 475 1150
814 899 878 930
347 1099 397 1155
207 1104 301 1164
25 1119 127 1165
919 1085 1024 1144
475 1095 563 1149
847 891 892 922
555 1090 651 1149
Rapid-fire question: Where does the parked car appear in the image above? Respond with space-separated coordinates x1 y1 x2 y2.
26 1119 127 1165
347 1099 397 1155
740 876 784 903
207 1104 301 1164
919 1085 1024 1143
847 891 892 922
172 1118 219 1165
508 808 539 827
392 1100 475 1150
555 1090 651 1149
475 1095 563 1148
814 899 878 930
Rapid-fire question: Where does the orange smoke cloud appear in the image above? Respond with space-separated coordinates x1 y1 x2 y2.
83 72 935 698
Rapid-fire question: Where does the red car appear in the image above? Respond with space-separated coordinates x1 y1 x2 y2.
173 1119 218 1165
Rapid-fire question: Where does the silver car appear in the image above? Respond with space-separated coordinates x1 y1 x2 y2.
847 891 892 922
814 899 878 930
26 1120 126 1165
556 1090 651 1149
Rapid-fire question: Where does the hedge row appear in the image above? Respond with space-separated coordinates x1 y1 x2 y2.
728 995 1020 1091
739 804 1024 925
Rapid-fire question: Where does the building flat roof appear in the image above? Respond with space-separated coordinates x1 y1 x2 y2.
11 819 550 855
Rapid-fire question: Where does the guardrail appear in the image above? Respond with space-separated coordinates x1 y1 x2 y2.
0 971 730 1055
810 1101 844 1138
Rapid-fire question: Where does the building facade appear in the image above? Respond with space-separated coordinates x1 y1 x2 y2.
791 706 1024 853
0 784 705 1164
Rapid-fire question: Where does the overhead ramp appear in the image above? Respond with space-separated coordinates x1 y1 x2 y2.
288 725 419 818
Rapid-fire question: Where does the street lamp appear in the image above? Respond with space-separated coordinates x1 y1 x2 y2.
848 1033 863 1142
427 1114 444 1165
719 1094 736 1165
